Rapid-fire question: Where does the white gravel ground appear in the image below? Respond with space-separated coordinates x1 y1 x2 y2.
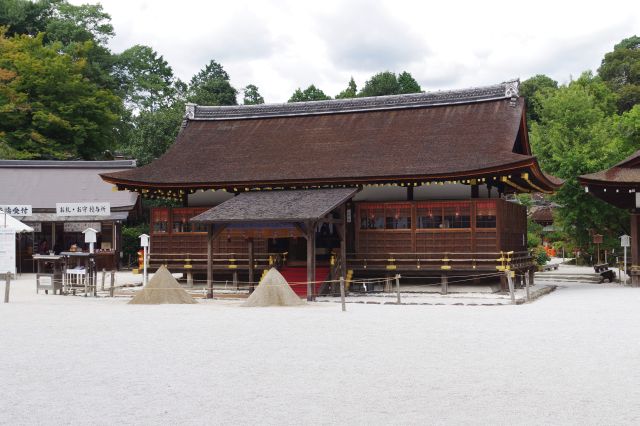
1 271 639 425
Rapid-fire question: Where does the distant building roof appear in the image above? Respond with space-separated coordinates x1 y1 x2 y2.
579 150 640 210
0 160 138 211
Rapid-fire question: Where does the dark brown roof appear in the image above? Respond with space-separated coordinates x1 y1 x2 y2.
191 188 356 223
102 81 559 193
580 150 640 185
579 150 640 210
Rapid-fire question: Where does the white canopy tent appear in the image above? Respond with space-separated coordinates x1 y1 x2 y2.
1 209 34 275
1 209 34 233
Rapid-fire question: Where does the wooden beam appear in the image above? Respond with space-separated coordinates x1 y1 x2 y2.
471 185 479 198
407 186 414 201
294 222 308 239
248 238 255 292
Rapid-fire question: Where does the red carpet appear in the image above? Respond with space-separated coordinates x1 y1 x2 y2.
278 266 330 297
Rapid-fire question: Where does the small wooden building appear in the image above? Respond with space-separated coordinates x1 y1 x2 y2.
0 160 140 272
101 80 560 295
580 151 640 286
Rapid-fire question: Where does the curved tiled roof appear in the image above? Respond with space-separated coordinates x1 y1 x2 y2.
102 80 558 193
580 150 640 185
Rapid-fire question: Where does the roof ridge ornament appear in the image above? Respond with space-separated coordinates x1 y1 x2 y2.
185 103 196 119
504 79 519 107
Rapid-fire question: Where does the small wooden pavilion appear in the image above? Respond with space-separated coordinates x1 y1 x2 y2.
579 151 640 286
101 80 560 297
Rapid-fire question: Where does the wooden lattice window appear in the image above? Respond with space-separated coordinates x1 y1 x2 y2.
443 203 470 229
151 208 169 234
416 204 443 229
359 204 385 229
476 201 497 228
384 204 412 229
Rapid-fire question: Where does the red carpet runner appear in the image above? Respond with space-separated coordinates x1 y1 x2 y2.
278 266 330 298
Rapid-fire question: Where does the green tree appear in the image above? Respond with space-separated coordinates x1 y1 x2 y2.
335 77 357 99
520 74 558 123
0 0 55 37
0 30 121 159
288 84 331 102
358 71 400 97
187 60 237 105
397 71 421 94
124 103 184 165
242 84 264 105
530 72 630 248
114 44 176 112
598 35 640 112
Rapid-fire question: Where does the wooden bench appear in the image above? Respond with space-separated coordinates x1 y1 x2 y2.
594 264 615 283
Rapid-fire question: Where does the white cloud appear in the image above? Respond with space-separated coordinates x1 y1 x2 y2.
73 0 640 102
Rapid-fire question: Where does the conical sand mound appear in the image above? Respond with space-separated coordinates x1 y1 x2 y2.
243 268 305 307
129 265 197 305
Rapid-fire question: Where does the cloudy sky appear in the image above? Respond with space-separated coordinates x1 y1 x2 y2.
71 0 639 103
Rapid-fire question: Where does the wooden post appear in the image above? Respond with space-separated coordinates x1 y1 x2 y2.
207 224 213 299
384 276 391 293
340 276 346 312
101 268 106 291
340 204 347 282
110 271 115 297
186 270 193 288
248 238 254 292
441 272 448 295
507 271 515 304
4 272 10 303
233 270 238 290
395 274 401 304
306 221 315 301
528 267 535 288
631 214 640 287
524 272 530 302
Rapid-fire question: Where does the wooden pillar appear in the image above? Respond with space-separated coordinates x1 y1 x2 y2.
441 272 448 295
340 204 347 279
407 186 414 201
248 238 255 292
471 185 479 199
207 224 213 298
306 221 315 301
631 214 640 287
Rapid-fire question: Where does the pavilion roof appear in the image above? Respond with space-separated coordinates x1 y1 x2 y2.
579 150 640 210
101 80 560 194
191 188 356 223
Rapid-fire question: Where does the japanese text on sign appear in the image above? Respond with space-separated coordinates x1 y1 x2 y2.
1 205 32 216
56 202 110 217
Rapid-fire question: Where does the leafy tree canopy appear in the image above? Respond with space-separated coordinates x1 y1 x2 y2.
187 60 237 105
335 77 357 99
242 84 264 105
520 74 558 123
358 71 421 97
288 84 331 102
530 72 632 247
114 44 176 112
598 35 640 112
397 71 422 94
0 29 121 159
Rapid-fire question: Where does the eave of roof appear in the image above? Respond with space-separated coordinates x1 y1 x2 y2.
0 160 136 169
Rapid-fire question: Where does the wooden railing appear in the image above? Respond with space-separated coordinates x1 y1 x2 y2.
148 251 288 271
346 251 533 272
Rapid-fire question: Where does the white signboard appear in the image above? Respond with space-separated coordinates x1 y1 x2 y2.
64 222 102 233
56 202 110 217
1 205 32 216
0 229 16 275
25 222 42 232
621 234 631 248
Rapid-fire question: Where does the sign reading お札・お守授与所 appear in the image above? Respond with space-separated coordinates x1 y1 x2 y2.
56 203 110 217
1 205 32 216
